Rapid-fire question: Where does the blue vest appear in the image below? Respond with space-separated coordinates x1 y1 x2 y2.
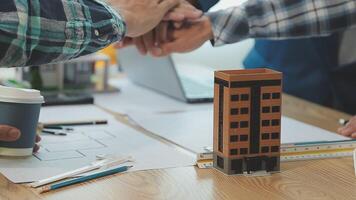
243 35 340 109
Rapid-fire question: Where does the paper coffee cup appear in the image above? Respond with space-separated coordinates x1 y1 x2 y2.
0 86 44 156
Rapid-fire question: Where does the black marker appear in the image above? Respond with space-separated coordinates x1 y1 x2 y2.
42 130 67 136
43 126 74 131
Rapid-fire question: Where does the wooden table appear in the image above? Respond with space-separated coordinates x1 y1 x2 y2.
1 94 355 200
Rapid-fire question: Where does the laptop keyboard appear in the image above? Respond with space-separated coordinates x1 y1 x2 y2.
180 76 214 98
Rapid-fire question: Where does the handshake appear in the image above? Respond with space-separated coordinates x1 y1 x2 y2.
111 0 214 57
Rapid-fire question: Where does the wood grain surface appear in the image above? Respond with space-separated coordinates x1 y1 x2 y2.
1 94 354 200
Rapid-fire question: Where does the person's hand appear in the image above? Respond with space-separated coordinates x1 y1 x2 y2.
0 125 41 153
115 0 203 55
109 0 180 37
151 15 213 57
163 0 203 27
338 116 356 138
125 22 171 55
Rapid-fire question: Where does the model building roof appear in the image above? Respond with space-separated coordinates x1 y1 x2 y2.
215 68 282 82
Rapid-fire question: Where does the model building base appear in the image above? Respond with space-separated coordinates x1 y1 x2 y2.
213 154 280 175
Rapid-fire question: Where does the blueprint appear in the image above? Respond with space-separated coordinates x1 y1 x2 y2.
0 105 195 183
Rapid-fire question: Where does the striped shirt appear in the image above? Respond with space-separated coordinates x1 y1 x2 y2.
0 0 126 67
207 0 356 46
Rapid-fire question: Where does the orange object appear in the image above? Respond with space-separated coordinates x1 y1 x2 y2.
99 45 117 66
213 68 282 175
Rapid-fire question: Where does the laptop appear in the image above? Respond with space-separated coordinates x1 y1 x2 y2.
118 47 214 103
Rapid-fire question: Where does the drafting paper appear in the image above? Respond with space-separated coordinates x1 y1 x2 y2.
130 109 350 153
131 110 214 153
0 105 195 183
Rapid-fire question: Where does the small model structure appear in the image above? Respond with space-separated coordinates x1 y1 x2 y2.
213 69 282 175
15 54 111 92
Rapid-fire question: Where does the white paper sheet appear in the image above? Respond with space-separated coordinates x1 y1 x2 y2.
94 79 212 114
0 105 195 183
130 109 350 154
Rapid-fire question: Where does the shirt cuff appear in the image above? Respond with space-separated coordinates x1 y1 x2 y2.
206 7 250 47
91 0 127 43
196 0 219 12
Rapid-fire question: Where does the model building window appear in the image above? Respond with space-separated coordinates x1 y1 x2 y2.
262 120 270 127
272 93 281 99
261 146 269 153
231 108 239 115
230 122 239 128
241 94 249 101
231 95 239 101
230 135 239 142
230 149 238 155
272 106 280 113
240 148 248 155
262 133 270 140
271 119 280 126
262 106 270 113
240 135 248 141
231 159 243 171
240 121 249 128
262 93 271 99
271 146 279 152
271 132 280 139
217 156 224 168
240 107 249 114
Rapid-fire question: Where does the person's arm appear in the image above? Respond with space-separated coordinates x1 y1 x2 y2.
207 0 356 46
0 0 179 67
0 0 126 67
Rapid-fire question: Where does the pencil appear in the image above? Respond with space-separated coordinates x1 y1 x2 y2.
39 165 132 193
43 120 108 127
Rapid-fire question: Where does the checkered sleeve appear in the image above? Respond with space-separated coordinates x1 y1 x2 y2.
0 0 126 67
196 0 219 12
207 0 356 46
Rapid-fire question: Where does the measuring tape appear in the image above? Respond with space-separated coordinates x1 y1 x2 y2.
196 140 356 168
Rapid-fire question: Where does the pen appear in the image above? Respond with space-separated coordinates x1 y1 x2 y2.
339 118 350 126
42 130 67 136
39 165 132 193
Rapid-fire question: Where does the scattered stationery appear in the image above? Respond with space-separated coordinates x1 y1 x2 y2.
30 156 132 188
40 165 132 193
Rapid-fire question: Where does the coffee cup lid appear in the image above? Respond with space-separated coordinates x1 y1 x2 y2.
0 86 44 104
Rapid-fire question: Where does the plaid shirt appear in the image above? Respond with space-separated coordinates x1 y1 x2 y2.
0 0 125 67
208 0 356 46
